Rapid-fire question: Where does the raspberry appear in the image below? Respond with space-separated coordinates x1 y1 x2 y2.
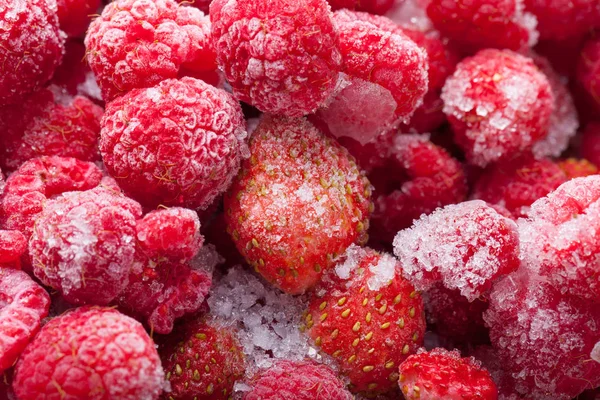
327 0 396 15
243 360 354 400
582 123 600 167
0 86 102 171
394 200 520 301
187 0 212 14
558 158 598 179
304 246 426 395
399 91 448 134
224 116 372 294
85 0 216 101
524 0 600 41
442 49 554 167
472 157 567 218
0 0 64 106
160 318 245 399
210 0 341 117
577 37 600 112
0 231 27 265
100 77 247 210
13 307 164 400
0 267 50 373
57 0 101 37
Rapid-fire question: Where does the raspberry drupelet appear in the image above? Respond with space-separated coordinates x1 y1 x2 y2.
57 0 101 37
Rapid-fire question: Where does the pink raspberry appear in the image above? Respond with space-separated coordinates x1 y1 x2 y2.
582 122 600 167
0 0 65 106
85 0 216 101
442 49 554 167
0 230 27 265
100 77 247 210
210 0 341 117
577 37 600 113
394 200 520 301
57 0 101 37
524 0 600 41
13 307 164 400
328 0 396 15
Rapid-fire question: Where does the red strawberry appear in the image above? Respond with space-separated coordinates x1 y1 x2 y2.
304 246 426 395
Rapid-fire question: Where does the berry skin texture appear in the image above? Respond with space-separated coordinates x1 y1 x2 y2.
0 0 65 106
577 37 600 112
524 0 600 41
100 77 247 210
305 246 426 395
0 230 27 264
0 267 50 373
85 0 216 102
442 49 554 167
13 307 164 400
243 360 354 400
398 348 498 400
558 158 598 179
57 0 101 37
582 123 600 168
209 0 341 117
224 116 372 294
327 0 395 15
160 318 245 400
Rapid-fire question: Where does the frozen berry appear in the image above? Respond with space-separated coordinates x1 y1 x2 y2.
243 360 354 400
398 348 498 400
0 231 27 265
225 116 371 294
328 0 396 15
394 200 520 301
577 37 600 112
187 0 212 14
442 49 554 166
305 246 426 395
524 0 600 41
399 91 448 134
210 0 341 117
100 77 247 210
0 0 64 106
582 123 600 168
13 307 164 400
85 0 216 101
57 0 101 37
558 158 598 179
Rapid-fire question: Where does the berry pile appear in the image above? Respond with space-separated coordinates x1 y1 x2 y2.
0 0 599 399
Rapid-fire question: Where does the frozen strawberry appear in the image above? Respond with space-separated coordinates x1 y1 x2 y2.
442 49 554 166
0 0 64 106
577 37 600 112
160 318 245 399
224 116 372 294
394 200 520 301
100 77 247 210
582 123 600 167
0 267 50 373
328 0 396 14
524 0 600 41
558 158 598 179
210 0 340 117
13 307 164 400
398 348 498 400
304 246 426 395
0 231 26 266
472 157 567 218
85 0 216 101
57 0 101 37
243 360 354 400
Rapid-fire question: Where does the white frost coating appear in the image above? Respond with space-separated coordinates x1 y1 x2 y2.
367 252 397 291
592 342 600 363
386 0 433 32
334 244 363 280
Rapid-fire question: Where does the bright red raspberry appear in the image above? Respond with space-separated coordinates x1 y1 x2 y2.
442 49 554 167
0 267 50 373
524 0 600 41
85 0 216 101
210 0 341 117
0 231 27 265
577 37 600 112
160 318 245 399
0 0 64 106
13 307 164 400
398 348 498 400
57 0 101 37
394 200 520 301
582 123 600 167
305 246 426 395
472 157 567 218
100 77 247 210
558 158 598 179
328 0 396 15
243 360 354 400
224 116 372 294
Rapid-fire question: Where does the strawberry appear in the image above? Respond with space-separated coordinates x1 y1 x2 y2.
303 246 426 395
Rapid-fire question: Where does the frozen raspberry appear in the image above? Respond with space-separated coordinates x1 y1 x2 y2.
558 158 598 179
187 0 212 14
577 37 600 112
426 0 537 52
210 0 341 117
328 0 396 14
582 123 600 167
243 360 354 400
13 307 164 400
394 200 520 301
100 77 247 210
0 267 50 373
399 91 447 134
524 0 600 41
0 0 64 106
160 318 245 399
442 49 554 167
225 116 372 294
305 246 426 395
472 157 567 218
85 0 216 101
57 0 101 37
0 231 27 265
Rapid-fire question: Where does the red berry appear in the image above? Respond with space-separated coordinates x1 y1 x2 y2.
0 231 27 265
399 91 448 134
524 0 600 41
243 360 354 400
100 77 247 210
160 318 245 399
13 307 164 400
187 0 212 14
57 0 101 37
398 348 498 400
224 116 372 294
577 37 600 112
582 123 600 167
0 0 64 106
558 158 598 179
328 0 396 15
305 246 426 395
442 49 554 166
85 0 216 101
210 0 341 117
